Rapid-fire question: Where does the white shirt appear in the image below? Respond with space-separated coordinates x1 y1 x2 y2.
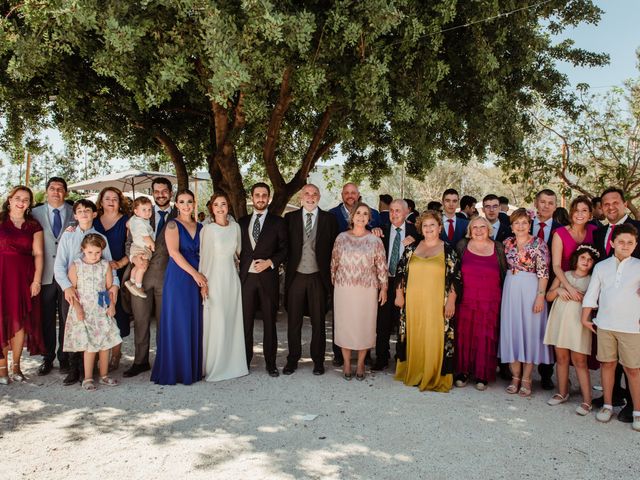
443 214 457 232
248 209 269 272
582 255 640 333
533 217 552 243
387 223 406 271
154 205 172 231
301 207 319 230
603 214 628 251
491 220 501 240
47 203 67 230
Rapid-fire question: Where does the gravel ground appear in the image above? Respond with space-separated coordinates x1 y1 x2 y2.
1 314 639 479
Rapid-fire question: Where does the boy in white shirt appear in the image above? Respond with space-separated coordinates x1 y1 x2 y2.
581 223 640 431
125 197 155 298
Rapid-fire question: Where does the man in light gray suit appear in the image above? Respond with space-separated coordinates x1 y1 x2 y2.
31 177 75 376
123 177 176 377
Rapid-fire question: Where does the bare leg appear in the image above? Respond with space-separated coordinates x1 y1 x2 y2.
342 348 351 375
356 350 368 376
83 352 97 381
98 350 109 378
555 347 570 397
622 367 640 411
601 361 617 405
571 351 591 405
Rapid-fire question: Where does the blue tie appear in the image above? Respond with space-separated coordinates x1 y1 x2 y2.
157 210 167 233
52 208 62 238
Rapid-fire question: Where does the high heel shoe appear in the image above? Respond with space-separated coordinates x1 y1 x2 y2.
11 363 26 383
0 366 9 385
506 376 520 394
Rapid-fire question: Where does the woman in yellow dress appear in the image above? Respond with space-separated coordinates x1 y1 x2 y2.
395 210 461 392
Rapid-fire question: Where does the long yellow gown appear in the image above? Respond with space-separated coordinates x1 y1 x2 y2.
395 252 452 392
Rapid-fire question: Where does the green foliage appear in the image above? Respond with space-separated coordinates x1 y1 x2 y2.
0 0 608 212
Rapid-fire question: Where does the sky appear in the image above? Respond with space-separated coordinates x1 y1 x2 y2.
555 0 639 89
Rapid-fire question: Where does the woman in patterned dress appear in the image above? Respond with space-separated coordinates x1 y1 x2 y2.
331 203 388 381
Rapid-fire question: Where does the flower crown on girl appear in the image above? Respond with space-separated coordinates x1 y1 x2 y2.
575 244 600 258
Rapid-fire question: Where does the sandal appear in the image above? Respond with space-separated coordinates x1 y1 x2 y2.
82 379 96 391
506 376 521 394
99 376 119 387
519 378 532 397
547 393 570 406
0 366 9 385
575 402 592 416
108 351 122 372
11 363 26 383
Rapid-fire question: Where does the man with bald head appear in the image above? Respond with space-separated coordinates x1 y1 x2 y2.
329 182 381 233
373 199 418 370
283 184 338 375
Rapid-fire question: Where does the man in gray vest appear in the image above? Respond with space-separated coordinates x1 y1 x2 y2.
283 184 338 376
32 177 75 376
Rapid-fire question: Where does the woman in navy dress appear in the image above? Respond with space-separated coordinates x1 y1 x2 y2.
93 187 130 371
151 189 206 385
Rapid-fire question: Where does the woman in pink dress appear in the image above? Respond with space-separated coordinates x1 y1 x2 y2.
0 186 44 384
331 203 388 381
455 216 507 390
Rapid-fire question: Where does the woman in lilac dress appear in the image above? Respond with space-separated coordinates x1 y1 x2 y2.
455 216 507 390
93 187 130 371
499 208 552 397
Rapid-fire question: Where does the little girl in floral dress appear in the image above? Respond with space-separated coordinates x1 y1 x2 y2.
63 234 122 391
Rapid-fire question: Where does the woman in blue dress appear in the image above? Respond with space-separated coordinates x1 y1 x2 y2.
151 189 206 385
93 187 130 371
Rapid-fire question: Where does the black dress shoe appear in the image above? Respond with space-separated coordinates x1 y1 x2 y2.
332 358 344 367
371 360 389 371
37 361 53 376
540 376 555 390
313 364 325 376
618 404 634 423
123 363 151 378
282 363 297 375
267 367 280 378
63 370 81 386
592 395 626 408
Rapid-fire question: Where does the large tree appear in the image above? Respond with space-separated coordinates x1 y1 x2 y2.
0 0 606 215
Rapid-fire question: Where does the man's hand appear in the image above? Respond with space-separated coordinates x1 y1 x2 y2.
64 287 79 305
402 235 415 246
253 259 273 273
371 227 383 238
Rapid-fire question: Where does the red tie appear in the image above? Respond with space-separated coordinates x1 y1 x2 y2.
605 224 616 255
447 219 454 241
537 222 546 241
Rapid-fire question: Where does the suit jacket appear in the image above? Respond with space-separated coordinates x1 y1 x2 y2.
455 212 469 220
328 203 382 233
498 211 510 225
440 216 468 247
32 203 75 285
284 208 338 303
530 220 562 251
382 221 419 289
592 217 640 261
494 222 513 243
238 212 288 289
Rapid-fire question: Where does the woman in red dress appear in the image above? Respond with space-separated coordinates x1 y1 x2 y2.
0 186 44 384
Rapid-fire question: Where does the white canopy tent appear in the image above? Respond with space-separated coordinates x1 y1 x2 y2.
68 169 209 194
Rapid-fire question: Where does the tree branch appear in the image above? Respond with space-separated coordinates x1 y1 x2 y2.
263 66 293 190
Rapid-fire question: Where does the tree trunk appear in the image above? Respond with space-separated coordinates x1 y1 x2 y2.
153 129 189 192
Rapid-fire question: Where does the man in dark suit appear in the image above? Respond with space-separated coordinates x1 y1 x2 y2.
239 182 288 377
482 194 512 242
456 195 477 220
329 182 381 233
283 184 338 376
372 199 418 370
591 187 640 422
123 177 177 377
440 188 468 246
31 177 75 376
378 194 392 227
588 196 606 228
498 196 510 225
530 189 561 390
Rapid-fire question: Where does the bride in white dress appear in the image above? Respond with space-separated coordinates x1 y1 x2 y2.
199 192 248 381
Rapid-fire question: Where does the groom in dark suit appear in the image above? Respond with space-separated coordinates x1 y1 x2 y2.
239 183 288 377
283 184 338 376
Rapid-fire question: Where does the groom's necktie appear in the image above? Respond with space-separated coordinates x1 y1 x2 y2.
253 213 263 244
157 210 168 233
